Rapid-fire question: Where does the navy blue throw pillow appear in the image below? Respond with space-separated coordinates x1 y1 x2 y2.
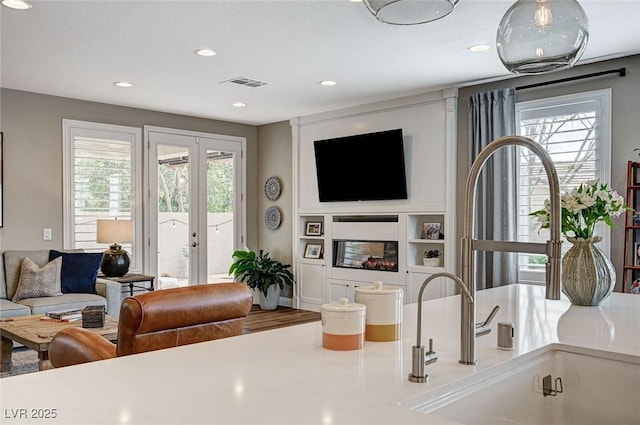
48 250 102 294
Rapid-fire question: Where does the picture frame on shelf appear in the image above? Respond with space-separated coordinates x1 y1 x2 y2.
305 222 322 236
635 242 640 266
421 222 441 240
304 243 322 259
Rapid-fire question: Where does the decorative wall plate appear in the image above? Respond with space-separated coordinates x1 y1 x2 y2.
264 176 281 201
265 206 282 230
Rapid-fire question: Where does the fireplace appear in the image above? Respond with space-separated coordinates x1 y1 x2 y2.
333 240 398 272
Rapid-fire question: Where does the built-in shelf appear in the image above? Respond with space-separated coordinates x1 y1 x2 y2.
299 235 324 240
408 238 445 244
299 258 325 266
294 212 453 310
407 265 445 273
407 213 446 268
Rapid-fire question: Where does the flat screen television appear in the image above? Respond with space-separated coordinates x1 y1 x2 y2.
313 128 408 202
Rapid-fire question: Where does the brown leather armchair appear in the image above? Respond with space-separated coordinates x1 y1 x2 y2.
49 282 253 368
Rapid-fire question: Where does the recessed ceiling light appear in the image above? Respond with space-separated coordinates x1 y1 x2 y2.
114 82 133 88
468 44 492 52
2 0 31 10
232 102 247 108
195 49 217 57
320 80 337 86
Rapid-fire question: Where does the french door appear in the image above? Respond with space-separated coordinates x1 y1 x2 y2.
145 126 246 286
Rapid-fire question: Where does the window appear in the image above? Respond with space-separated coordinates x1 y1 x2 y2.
63 120 142 271
516 90 611 283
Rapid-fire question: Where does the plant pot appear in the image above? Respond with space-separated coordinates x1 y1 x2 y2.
258 284 281 310
562 237 615 306
423 258 440 267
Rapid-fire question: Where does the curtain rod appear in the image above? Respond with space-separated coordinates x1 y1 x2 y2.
515 67 626 91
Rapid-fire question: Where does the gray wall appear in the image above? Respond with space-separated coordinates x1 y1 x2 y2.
0 89 259 261
456 54 640 291
256 121 294 297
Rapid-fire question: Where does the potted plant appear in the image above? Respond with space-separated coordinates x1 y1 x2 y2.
229 249 295 310
423 250 441 267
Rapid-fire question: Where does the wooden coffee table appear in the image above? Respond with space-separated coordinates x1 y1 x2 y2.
0 314 118 372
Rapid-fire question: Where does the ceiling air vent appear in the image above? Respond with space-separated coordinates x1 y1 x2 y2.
221 76 268 88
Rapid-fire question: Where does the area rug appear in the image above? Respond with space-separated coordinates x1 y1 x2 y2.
1 347 39 378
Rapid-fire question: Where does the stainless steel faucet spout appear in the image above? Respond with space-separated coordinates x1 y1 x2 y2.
460 135 562 366
409 272 473 383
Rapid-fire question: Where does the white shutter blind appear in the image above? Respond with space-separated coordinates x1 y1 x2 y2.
73 136 133 251
63 120 142 275
516 93 610 281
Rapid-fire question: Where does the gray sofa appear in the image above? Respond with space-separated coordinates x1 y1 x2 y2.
0 250 121 319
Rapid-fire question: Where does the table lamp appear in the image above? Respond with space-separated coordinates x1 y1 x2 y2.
96 219 133 277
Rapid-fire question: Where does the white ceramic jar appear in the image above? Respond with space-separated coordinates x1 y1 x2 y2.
320 297 366 351
354 281 403 341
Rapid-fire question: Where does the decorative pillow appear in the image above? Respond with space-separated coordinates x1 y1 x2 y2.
48 250 102 294
12 257 63 302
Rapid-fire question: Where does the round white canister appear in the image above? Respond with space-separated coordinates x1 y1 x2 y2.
320 297 366 351
354 281 403 342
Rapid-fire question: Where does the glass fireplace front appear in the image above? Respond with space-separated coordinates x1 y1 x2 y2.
333 240 398 272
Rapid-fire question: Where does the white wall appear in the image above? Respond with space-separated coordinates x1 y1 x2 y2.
293 90 455 215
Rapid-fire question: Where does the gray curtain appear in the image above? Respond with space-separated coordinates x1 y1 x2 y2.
468 88 518 290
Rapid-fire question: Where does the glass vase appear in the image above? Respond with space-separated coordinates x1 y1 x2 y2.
561 237 615 306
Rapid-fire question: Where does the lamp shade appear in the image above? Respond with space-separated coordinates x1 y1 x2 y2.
97 219 133 244
363 0 458 25
496 0 589 74
97 219 132 277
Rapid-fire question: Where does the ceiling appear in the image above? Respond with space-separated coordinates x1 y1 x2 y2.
2 0 639 126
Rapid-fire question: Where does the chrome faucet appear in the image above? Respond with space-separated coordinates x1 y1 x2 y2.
460 135 562 365
409 272 473 383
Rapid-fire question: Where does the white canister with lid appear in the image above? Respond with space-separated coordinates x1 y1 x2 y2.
354 281 403 341
321 297 366 351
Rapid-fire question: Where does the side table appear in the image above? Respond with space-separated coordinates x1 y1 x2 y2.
101 273 156 297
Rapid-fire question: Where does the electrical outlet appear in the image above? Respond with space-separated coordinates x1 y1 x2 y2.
43 228 52 241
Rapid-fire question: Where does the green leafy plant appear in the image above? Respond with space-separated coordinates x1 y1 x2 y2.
229 249 295 296
424 249 440 258
530 180 628 239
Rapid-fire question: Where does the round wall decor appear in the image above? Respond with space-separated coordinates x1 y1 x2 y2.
264 176 281 201
264 206 282 230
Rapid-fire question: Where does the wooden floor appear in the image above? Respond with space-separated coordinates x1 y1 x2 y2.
243 305 321 334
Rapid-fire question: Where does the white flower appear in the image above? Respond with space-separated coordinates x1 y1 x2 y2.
576 190 596 208
561 194 582 214
531 179 628 239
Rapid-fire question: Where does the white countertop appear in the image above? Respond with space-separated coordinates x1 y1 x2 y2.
1 284 639 425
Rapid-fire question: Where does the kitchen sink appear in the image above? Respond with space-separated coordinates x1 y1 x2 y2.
400 344 640 425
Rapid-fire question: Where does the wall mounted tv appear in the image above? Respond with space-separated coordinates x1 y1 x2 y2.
313 128 408 202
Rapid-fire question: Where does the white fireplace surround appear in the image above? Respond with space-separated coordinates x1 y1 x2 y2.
330 217 401 283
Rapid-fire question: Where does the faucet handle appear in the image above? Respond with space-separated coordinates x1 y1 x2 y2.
425 338 438 365
427 338 434 353
475 305 500 336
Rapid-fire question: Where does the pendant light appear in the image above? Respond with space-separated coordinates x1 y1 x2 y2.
496 0 589 74
363 0 459 25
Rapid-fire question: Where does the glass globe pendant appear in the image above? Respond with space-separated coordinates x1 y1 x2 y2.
363 0 459 25
496 0 589 74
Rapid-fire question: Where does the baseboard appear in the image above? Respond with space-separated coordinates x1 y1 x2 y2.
278 296 293 308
